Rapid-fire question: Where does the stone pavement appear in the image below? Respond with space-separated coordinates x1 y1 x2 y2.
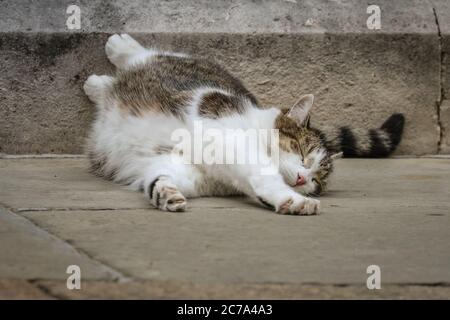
0 156 449 299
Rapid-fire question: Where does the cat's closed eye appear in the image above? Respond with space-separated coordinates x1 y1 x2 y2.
303 157 313 168
290 140 301 153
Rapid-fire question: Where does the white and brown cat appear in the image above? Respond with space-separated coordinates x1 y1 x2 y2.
84 34 404 215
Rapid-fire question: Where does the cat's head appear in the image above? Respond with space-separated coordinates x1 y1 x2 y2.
275 94 341 196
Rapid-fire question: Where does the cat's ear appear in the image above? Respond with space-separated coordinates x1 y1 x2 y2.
287 94 314 127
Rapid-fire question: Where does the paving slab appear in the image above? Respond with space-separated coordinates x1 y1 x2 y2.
0 206 120 280
0 279 53 300
22 205 450 285
0 157 259 210
0 158 447 285
36 280 450 300
0 158 147 210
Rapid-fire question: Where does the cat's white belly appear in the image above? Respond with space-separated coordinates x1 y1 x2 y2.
92 106 184 155
87 100 279 197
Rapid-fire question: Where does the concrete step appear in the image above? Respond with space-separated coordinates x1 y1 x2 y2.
0 0 449 155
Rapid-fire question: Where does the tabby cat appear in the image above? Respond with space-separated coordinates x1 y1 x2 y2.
84 34 404 215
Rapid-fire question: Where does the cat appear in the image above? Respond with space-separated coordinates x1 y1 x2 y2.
83 34 405 215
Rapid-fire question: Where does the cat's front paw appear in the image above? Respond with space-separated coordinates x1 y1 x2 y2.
148 177 187 212
277 195 320 215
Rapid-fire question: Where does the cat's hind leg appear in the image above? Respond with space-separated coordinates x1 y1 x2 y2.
138 155 202 212
105 34 156 69
83 74 114 104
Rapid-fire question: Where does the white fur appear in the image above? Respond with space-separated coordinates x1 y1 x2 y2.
84 34 321 214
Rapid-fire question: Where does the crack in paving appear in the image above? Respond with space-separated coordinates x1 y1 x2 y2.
0 202 146 213
11 204 250 213
29 280 450 300
4 207 134 283
28 280 62 299
14 207 147 213
286 281 450 287
433 7 444 153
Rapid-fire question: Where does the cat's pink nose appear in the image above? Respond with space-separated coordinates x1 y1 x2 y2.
296 175 307 186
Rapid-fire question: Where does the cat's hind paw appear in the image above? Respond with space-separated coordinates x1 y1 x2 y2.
83 74 113 103
105 34 146 68
148 177 187 212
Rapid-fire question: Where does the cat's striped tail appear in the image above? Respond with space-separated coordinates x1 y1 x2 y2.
323 113 405 158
